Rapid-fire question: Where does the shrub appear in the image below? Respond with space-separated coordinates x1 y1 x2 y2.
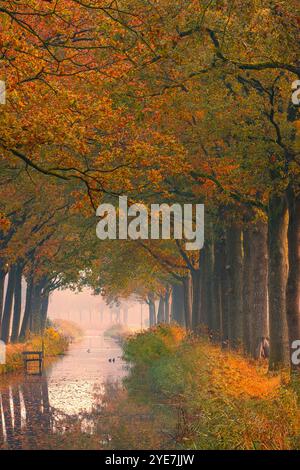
123 324 186 367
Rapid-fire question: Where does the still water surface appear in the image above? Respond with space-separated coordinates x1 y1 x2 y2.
0 332 127 449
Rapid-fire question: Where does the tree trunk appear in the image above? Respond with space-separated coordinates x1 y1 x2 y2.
286 188 300 370
182 274 192 330
219 235 229 348
268 194 289 370
251 221 269 359
211 239 223 340
40 292 50 332
157 295 165 323
199 252 207 327
31 282 43 334
0 268 6 328
191 268 201 331
19 276 34 340
11 262 23 343
164 289 170 324
1 265 17 343
171 283 185 326
226 225 243 349
243 227 254 355
148 293 156 326
204 243 214 332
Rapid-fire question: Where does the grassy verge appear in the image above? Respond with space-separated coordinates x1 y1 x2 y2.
122 324 300 450
0 320 81 375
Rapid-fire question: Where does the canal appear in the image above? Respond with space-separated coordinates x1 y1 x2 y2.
0 332 128 449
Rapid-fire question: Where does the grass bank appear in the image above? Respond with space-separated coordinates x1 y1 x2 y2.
50 319 83 341
0 320 82 375
104 323 131 342
121 325 300 450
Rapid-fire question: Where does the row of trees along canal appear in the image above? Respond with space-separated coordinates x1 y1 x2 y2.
0 1 299 371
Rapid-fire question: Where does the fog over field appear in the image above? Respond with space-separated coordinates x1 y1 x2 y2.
48 288 147 330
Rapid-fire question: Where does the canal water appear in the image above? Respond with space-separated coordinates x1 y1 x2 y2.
0 331 128 449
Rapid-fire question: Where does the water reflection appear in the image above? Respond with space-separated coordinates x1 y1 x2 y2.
0 377 51 449
0 333 176 450
46 332 126 416
0 333 127 449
